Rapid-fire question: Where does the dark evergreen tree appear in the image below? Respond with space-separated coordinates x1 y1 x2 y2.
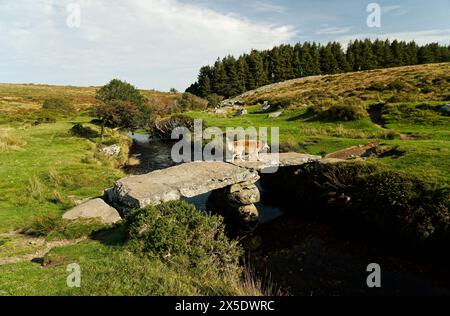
187 39 450 98
197 66 212 97
320 44 339 74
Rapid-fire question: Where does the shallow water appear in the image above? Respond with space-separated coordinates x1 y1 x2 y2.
126 133 284 223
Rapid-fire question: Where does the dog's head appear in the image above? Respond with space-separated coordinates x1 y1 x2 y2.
261 142 270 152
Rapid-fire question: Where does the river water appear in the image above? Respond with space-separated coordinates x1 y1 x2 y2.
125 133 450 296
125 132 284 223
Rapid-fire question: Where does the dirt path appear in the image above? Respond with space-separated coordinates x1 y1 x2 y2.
0 233 86 266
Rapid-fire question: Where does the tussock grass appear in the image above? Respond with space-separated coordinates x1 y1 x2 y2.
24 213 105 241
0 128 26 152
27 176 45 201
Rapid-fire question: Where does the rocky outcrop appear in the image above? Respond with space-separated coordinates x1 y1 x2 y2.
62 198 121 224
108 162 260 211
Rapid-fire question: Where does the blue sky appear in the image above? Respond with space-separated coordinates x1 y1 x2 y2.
1 0 449 91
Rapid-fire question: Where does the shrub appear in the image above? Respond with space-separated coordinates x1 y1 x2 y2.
206 94 224 108
125 201 242 276
308 98 367 121
179 92 208 110
96 79 145 107
93 100 140 131
42 98 76 116
69 123 99 138
271 162 450 242
153 114 196 140
271 99 292 109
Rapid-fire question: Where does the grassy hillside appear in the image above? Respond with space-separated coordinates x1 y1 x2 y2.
189 63 450 184
234 63 449 106
0 83 179 124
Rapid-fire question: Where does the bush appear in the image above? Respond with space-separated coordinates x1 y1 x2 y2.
271 99 292 109
125 201 242 276
96 79 145 107
42 98 76 116
179 93 208 110
153 114 196 140
308 99 367 121
271 162 450 242
93 100 140 130
206 94 224 108
69 123 99 138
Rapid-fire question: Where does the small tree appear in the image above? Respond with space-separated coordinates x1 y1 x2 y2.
96 79 145 107
93 100 140 142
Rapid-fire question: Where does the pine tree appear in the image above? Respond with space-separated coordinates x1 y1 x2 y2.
320 44 339 74
223 56 244 97
360 39 376 70
330 42 350 72
211 59 229 97
197 66 212 97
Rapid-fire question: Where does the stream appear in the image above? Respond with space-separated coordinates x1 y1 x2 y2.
124 133 450 296
125 133 284 223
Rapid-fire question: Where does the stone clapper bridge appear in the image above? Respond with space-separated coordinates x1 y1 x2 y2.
63 153 322 226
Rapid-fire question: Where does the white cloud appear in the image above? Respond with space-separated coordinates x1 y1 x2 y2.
382 5 408 16
247 1 286 14
0 0 295 90
336 29 450 47
316 26 352 35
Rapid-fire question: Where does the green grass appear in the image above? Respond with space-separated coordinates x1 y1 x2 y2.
188 101 450 184
0 118 124 232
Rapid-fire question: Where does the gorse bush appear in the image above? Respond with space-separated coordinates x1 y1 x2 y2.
307 98 367 121
125 201 243 277
42 98 76 116
267 162 450 242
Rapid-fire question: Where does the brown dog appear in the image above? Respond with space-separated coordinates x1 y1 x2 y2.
226 139 270 162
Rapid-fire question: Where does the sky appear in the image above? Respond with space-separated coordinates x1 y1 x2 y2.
1 0 449 91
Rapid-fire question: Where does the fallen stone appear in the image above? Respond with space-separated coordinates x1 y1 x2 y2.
112 162 260 210
63 198 122 224
442 104 450 115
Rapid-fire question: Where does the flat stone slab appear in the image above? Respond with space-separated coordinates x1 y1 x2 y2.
231 152 322 172
63 198 121 224
112 161 260 209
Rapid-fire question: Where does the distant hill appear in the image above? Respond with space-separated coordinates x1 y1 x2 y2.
0 83 179 114
228 63 450 108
